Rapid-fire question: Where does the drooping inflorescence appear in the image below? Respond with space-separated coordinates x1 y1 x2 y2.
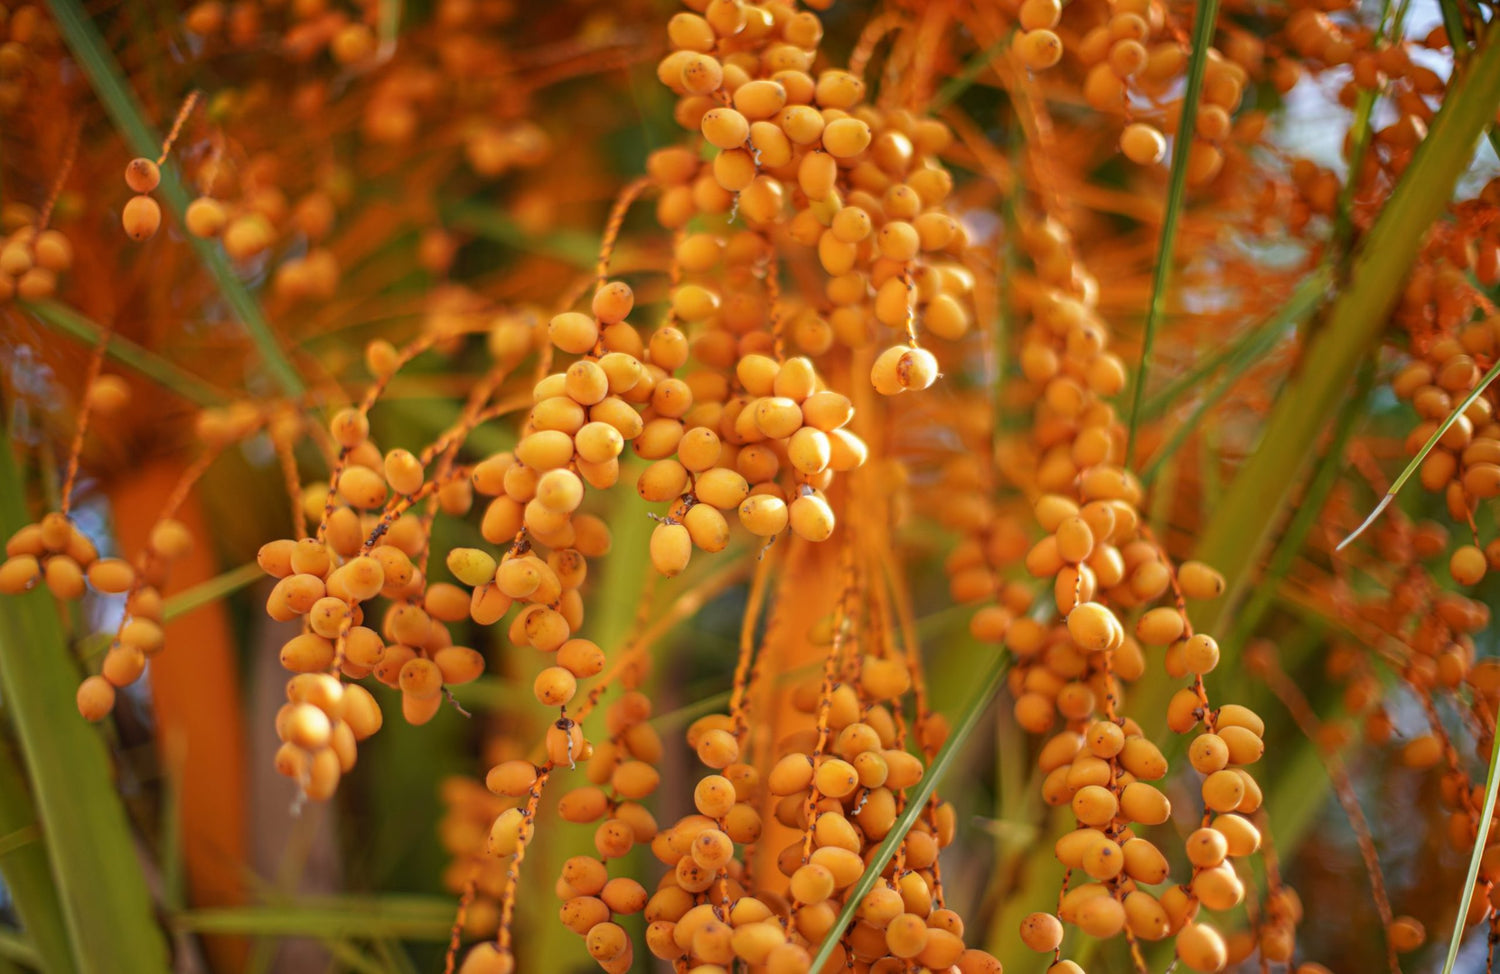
5 0 1500 972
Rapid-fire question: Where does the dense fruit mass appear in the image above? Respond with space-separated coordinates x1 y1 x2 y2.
4 0 1500 971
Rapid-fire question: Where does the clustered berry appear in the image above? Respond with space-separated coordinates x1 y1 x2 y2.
961 208 1268 972
0 222 72 302
1391 310 1500 588
9 0 1500 971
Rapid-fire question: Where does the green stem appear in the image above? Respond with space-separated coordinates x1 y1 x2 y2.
0 825 40 859
930 35 1012 111
1123 0 1221 466
0 930 40 969
326 940 395 974
1436 0 1468 56
372 937 421 974
45 0 306 400
1192 29 1500 636
376 0 402 56
0 437 171 973
1434 0 1500 161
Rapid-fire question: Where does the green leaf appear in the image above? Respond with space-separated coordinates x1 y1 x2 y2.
22 300 227 407
162 561 264 621
808 650 1012 972
46 0 306 400
0 438 171 973
171 896 460 940
159 738 187 915
1123 0 1222 466
0 744 74 974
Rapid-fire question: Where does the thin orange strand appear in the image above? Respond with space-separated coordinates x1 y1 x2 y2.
730 550 777 743
103 444 228 670
493 766 554 959
442 861 482 974
797 542 856 870
273 435 308 541
157 91 202 165
38 122 81 231
762 245 786 362
59 321 114 516
312 333 438 544
1259 651 1398 974
568 561 747 730
848 11 906 82
595 176 652 287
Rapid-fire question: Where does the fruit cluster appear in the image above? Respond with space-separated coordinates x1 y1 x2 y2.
9 0 1500 972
